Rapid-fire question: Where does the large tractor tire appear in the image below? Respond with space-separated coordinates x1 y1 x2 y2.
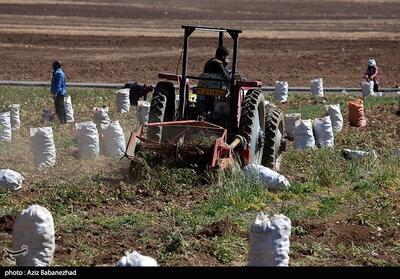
239 89 266 165
262 104 285 171
147 82 176 142
147 92 167 142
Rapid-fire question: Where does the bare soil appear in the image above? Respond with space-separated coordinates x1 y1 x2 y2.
292 219 377 246
199 217 242 238
291 218 400 265
0 0 400 87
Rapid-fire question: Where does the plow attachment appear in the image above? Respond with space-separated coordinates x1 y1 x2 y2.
125 120 236 170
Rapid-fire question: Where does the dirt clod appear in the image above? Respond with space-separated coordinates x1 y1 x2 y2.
0 215 16 234
200 217 241 238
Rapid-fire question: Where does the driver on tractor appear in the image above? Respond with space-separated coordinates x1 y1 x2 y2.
204 46 231 80
198 46 231 116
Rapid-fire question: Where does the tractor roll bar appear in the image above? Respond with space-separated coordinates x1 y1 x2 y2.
178 26 242 124
181 26 242 33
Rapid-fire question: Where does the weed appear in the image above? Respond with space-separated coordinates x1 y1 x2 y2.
199 170 267 218
318 197 338 216
211 235 247 264
165 230 188 254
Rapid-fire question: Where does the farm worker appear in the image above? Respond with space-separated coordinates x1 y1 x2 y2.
364 59 379 92
204 46 231 80
199 46 231 114
50 60 67 124
123 82 153 106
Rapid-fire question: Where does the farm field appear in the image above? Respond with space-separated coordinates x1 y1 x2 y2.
0 0 400 87
0 87 399 266
0 0 400 267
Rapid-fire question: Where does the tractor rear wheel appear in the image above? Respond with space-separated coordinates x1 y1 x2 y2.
147 91 167 142
147 82 176 142
239 89 266 165
262 104 285 171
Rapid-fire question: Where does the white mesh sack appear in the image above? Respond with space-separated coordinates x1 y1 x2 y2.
116 88 130 113
342 148 378 160
248 212 291 266
116 251 158 267
362 81 375 97
243 164 290 191
30 127 56 168
64 95 74 123
0 111 12 142
0 169 24 192
275 81 289 102
76 121 100 160
284 113 301 140
311 78 324 97
101 121 126 158
12 205 55 266
9 104 21 130
325 104 343 132
313 116 334 147
136 100 150 126
294 119 315 149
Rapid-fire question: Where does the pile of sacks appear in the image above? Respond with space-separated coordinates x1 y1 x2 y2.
29 106 127 170
284 103 343 149
77 107 126 160
3 89 152 170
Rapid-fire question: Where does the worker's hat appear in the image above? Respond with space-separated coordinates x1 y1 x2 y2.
368 59 376 66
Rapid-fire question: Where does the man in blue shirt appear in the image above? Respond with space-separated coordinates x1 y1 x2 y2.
51 60 67 124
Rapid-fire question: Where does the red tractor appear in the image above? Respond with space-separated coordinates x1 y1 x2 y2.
126 26 285 173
